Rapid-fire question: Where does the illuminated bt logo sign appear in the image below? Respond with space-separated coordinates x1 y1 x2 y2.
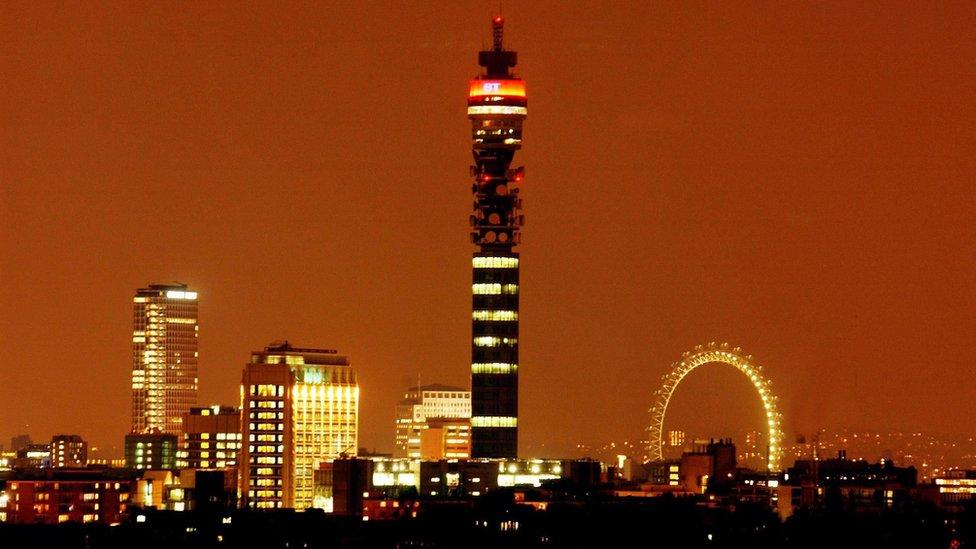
468 79 526 98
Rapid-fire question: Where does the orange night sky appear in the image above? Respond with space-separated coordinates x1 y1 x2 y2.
1 1 974 458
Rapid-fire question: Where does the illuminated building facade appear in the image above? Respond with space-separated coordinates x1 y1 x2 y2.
51 434 87 468
420 419 471 460
240 342 359 510
124 432 177 470
130 283 199 435
929 470 976 510
176 405 241 469
468 16 526 459
394 384 471 459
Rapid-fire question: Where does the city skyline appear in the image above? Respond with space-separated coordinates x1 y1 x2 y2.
2 2 974 460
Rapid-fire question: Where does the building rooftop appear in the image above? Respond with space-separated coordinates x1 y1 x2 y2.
188 405 240 416
249 341 350 367
51 434 85 442
409 384 469 393
137 282 191 292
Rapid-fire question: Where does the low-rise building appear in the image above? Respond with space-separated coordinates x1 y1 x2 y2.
395 385 471 459
124 432 177 470
51 435 88 468
176 405 241 470
920 469 976 511
0 469 138 524
783 453 916 513
13 444 51 468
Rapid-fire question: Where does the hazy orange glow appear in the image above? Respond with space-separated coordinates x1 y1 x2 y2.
1 2 973 459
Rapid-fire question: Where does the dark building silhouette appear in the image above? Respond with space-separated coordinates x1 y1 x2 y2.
9 434 32 453
677 439 738 493
784 452 917 512
332 458 373 516
468 16 527 459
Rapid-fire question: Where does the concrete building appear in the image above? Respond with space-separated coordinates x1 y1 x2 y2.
673 439 738 494
395 384 471 459
176 405 241 470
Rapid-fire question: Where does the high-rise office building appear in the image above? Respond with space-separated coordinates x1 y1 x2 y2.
130 283 199 435
394 384 471 459
176 405 242 470
467 16 526 458
51 435 88 468
240 342 359 510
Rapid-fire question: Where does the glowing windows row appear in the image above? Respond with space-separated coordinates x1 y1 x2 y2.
472 283 519 295
250 384 284 397
472 257 519 269
473 336 518 347
467 105 528 116
472 310 518 321
471 416 518 428
471 363 517 374
165 290 198 300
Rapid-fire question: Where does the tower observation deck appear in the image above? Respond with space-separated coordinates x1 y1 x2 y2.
467 16 526 459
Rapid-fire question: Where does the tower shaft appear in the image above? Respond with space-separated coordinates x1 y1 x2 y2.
467 16 526 459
